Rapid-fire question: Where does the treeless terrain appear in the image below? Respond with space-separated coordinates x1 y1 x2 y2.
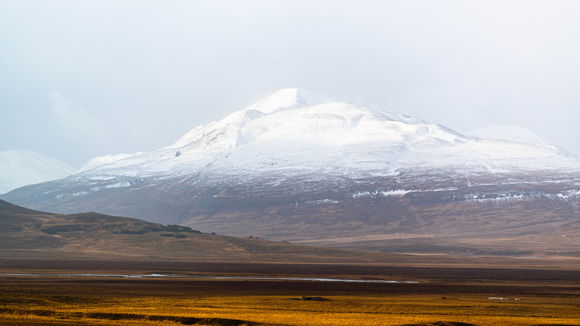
3 199 580 325
2 258 580 326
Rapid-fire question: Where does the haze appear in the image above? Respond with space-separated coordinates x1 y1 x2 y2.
1 0 579 167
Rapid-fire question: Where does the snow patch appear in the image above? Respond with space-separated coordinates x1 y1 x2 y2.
91 181 132 192
556 189 580 199
353 190 410 198
425 188 458 192
87 175 117 181
464 193 526 203
306 199 340 204
56 191 88 199
380 190 411 196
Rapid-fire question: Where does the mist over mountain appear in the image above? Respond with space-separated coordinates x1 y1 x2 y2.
3 89 580 245
465 126 551 145
0 149 76 195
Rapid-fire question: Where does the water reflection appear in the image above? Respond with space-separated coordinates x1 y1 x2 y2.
0 273 419 283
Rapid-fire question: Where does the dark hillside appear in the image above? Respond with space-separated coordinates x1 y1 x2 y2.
0 199 390 263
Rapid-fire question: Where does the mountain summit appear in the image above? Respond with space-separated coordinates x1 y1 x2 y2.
4 89 580 242
244 88 335 114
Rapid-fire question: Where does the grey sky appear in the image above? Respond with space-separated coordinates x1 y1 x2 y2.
1 0 580 167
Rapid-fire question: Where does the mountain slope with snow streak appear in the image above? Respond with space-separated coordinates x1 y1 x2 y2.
4 89 580 244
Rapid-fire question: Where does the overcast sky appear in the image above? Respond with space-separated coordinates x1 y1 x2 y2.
1 0 580 167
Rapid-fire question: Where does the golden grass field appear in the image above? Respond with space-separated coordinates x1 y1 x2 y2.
3 292 580 326
2 258 580 326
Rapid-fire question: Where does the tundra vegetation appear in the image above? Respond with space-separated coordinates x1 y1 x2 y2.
2 258 580 326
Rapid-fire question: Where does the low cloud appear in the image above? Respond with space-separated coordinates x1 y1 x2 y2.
47 92 104 138
46 92 140 156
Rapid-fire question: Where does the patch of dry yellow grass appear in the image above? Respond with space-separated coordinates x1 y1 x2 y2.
2 293 580 326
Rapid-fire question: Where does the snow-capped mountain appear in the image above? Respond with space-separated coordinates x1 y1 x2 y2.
0 149 76 194
466 125 550 145
74 89 576 180
4 89 580 242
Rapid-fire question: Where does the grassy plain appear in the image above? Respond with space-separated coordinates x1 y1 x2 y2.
2 259 580 326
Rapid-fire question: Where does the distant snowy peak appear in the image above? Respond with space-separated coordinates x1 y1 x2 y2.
0 149 76 194
466 126 549 145
245 88 335 114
